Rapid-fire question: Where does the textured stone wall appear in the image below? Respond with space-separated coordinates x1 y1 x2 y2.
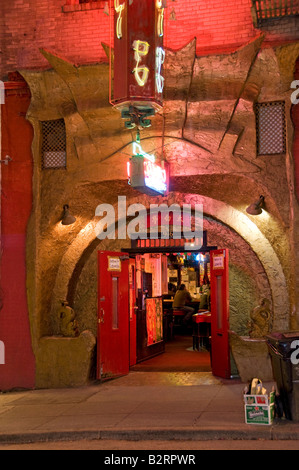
19 36 299 386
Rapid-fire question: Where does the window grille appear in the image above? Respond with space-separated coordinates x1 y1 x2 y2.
255 101 286 156
251 0 299 26
41 119 67 169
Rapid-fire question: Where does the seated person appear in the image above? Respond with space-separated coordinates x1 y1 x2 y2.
198 293 210 310
173 284 195 325
199 282 211 310
163 283 177 301
168 283 176 296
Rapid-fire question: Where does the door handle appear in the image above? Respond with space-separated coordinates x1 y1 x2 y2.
98 307 105 324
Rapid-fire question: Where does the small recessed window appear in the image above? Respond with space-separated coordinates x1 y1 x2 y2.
41 119 66 169
251 0 299 27
255 101 286 156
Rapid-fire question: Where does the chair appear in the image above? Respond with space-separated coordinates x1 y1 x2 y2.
192 312 211 351
163 298 174 341
172 308 185 331
163 311 174 341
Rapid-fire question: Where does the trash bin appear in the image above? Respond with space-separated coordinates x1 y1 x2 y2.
266 331 299 421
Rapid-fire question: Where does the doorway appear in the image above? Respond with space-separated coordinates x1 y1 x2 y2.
97 246 230 380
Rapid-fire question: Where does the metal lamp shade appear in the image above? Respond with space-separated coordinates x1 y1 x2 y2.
246 196 265 215
61 205 76 225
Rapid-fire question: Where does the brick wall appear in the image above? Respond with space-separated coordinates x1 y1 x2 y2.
1 0 298 80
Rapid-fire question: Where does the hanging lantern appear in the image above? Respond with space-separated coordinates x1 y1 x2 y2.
110 0 165 128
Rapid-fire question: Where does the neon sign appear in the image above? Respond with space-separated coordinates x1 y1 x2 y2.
144 160 167 194
112 0 165 116
156 0 165 37
133 40 150 87
127 142 168 196
114 0 125 39
156 47 165 94
132 141 155 163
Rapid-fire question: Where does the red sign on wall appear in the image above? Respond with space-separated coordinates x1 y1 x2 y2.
111 0 165 113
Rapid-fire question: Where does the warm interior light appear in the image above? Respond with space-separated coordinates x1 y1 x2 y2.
246 195 265 216
61 204 76 226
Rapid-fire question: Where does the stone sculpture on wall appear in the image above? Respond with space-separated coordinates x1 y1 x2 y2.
59 300 79 338
248 298 272 338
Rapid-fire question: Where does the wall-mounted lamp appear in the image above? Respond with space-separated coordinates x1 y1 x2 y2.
61 205 76 226
246 195 265 215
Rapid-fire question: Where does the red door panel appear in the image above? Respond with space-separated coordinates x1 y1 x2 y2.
129 259 137 367
210 249 231 379
97 251 130 380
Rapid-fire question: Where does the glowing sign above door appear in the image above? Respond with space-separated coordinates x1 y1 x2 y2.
144 160 167 194
111 0 165 128
127 157 168 196
127 141 168 196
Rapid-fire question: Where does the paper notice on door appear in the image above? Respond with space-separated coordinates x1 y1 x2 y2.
213 254 224 269
108 256 122 272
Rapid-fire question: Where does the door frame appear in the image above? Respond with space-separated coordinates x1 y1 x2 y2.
97 251 130 380
210 248 231 379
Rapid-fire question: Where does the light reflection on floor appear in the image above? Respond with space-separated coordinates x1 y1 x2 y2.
106 371 222 387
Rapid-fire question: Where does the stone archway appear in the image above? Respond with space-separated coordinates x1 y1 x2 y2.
49 192 289 333
32 190 290 388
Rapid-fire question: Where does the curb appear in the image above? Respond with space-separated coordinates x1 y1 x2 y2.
1 425 299 445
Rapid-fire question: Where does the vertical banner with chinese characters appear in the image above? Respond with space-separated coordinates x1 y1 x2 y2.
112 0 165 112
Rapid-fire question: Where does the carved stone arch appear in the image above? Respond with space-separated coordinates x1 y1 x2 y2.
49 192 289 335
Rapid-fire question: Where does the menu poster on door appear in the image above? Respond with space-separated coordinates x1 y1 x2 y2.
146 298 163 346
108 256 122 272
212 254 224 270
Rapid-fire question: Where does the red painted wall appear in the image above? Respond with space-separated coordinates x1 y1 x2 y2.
0 84 36 390
0 0 298 80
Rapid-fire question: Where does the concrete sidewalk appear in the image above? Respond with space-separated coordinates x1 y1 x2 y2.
0 371 299 444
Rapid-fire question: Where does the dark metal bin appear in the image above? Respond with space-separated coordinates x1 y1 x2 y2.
266 331 299 421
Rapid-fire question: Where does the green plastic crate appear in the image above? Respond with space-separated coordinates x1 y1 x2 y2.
245 403 274 425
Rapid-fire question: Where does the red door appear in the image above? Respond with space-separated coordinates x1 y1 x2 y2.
129 259 137 367
210 249 231 379
97 251 130 380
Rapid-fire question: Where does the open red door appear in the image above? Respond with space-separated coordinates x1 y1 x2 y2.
210 249 231 379
129 258 137 367
97 251 130 380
